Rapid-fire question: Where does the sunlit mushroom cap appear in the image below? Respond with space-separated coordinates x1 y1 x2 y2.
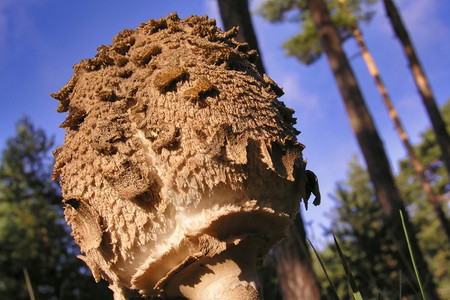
51 12 306 298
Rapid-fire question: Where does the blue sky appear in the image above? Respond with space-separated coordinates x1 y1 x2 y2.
1 0 449 248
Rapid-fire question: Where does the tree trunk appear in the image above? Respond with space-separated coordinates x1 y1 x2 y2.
217 1 321 298
306 0 440 298
382 0 450 179
272 213 321 300
217 0 266 74
352 27 450 242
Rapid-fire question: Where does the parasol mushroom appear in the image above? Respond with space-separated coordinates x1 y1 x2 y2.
51 12 313 300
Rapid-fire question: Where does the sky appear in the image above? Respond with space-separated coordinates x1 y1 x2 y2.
0 0 449 248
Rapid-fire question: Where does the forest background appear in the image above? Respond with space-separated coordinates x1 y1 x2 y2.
0 0 449 299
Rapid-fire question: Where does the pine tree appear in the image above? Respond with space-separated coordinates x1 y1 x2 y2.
258 0 440 297
382 0 450 179
318 101 450 299
0 117 112 299
257 0 376 65
397 100 450 298
307 1 439 297
260 1 450 241
319 155 424 299
341 0 450 242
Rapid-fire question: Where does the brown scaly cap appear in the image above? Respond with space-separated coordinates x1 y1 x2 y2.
51 12 305 299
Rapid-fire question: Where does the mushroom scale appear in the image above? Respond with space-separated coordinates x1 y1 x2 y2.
52 12 307 300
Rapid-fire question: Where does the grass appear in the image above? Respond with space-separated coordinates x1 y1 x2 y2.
310 236 364 300
400 210 426 300
308 239 340 300
333 235 363 300
23 267 35 300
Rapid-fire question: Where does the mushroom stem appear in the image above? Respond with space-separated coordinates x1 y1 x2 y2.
165 238 263 300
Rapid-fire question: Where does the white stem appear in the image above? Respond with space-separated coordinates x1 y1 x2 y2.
164 238 263 300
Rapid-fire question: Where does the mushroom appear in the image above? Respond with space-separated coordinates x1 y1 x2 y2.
51 13 309 300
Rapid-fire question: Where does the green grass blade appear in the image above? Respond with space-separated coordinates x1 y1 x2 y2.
399 210 426 300
333 235 363 300
308 239 340 300
23 268 35 300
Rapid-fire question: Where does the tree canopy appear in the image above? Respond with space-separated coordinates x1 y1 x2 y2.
396 100 450 297
0 117 112 299
317 100 450 299
258 0 376 64
319 155 409 299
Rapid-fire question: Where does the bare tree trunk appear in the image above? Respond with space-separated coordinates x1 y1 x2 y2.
306 0 440 298
382 0 450 179
218 1 321 298
272 213 321 300
352 27 450 242
217 0 266 74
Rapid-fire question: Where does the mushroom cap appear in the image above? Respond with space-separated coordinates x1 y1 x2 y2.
52 13 306 298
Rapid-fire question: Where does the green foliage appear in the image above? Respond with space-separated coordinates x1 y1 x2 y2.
257 0 304 23
282 14 323 65
396 99 450 298
316 155 409 299
316 100 450 299
0 117 112 299
257 0 377 64
398 102 450 198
